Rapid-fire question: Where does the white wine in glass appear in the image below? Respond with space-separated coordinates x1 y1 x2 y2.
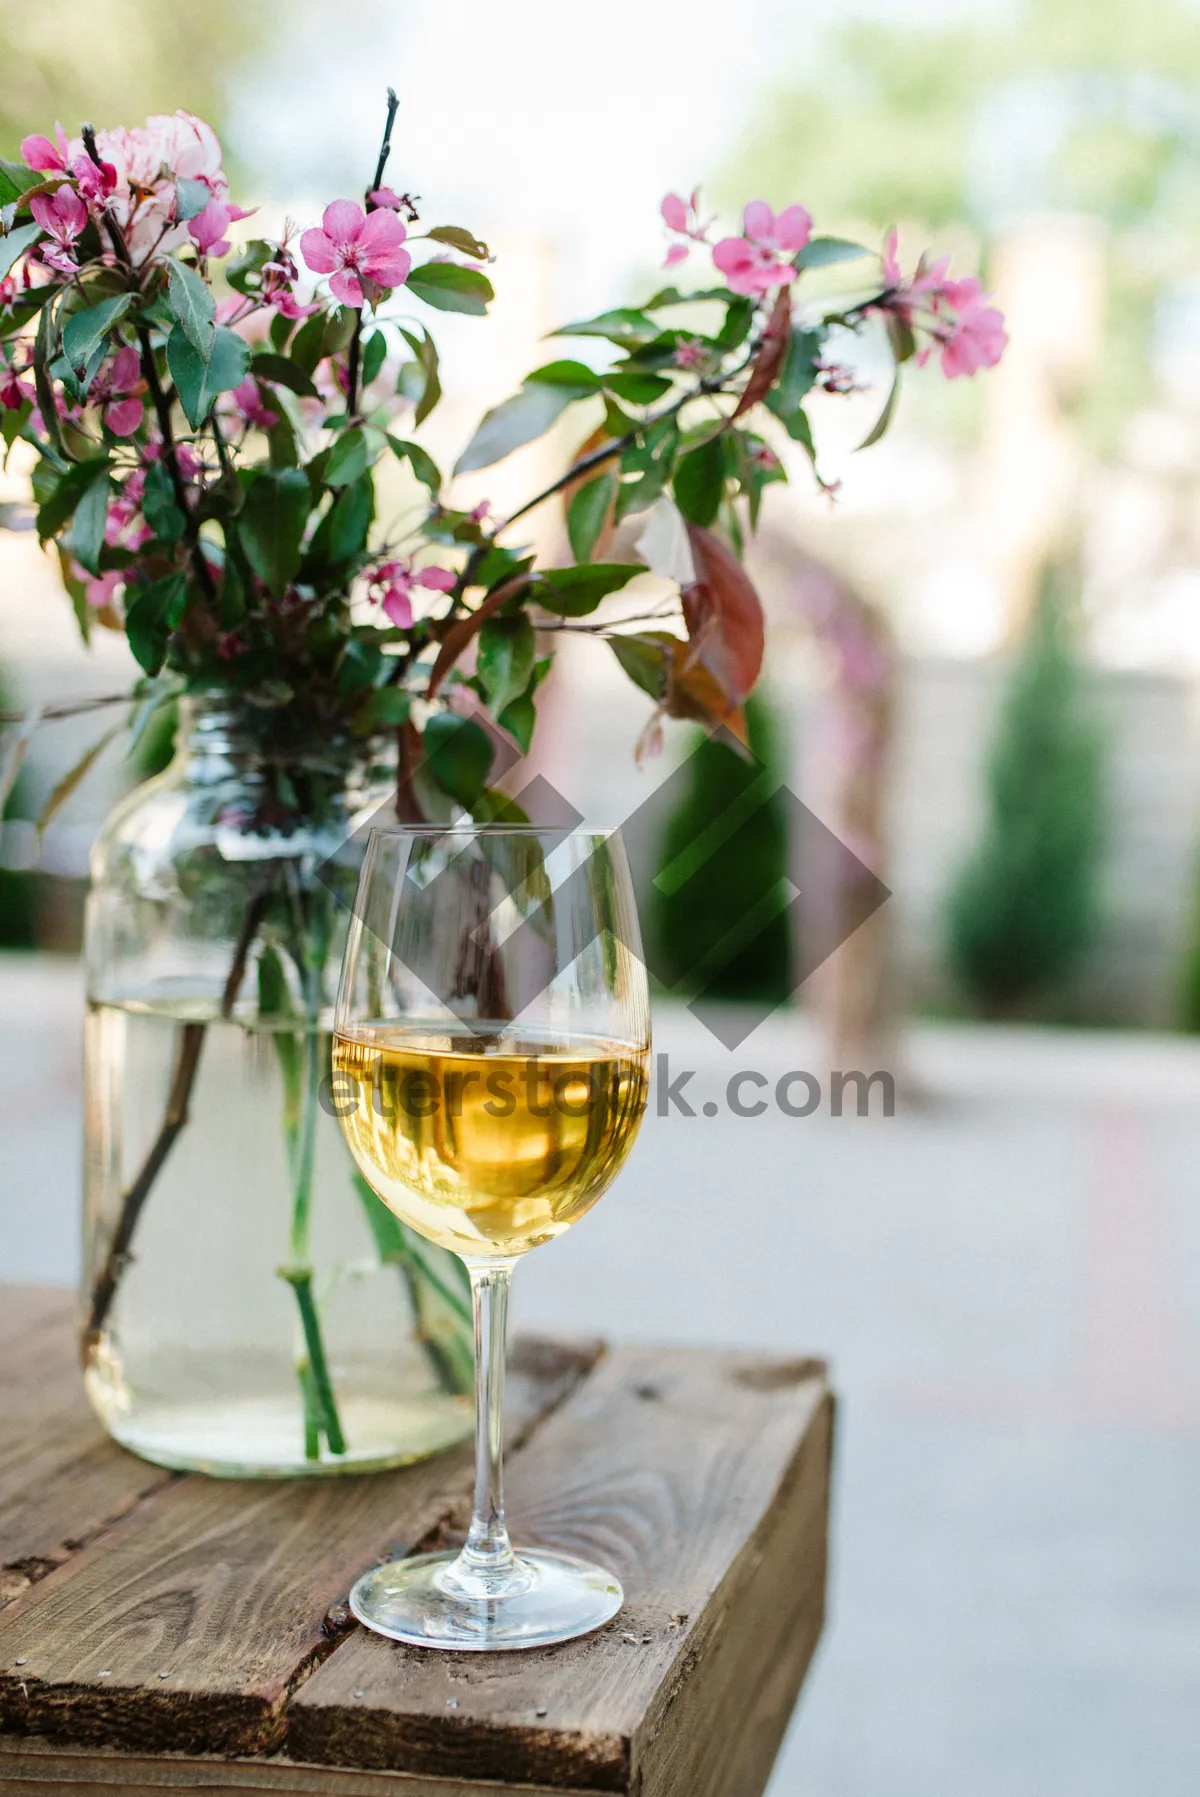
333 825 650 1650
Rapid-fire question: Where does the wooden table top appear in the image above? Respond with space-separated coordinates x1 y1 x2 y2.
0 1285 832 1797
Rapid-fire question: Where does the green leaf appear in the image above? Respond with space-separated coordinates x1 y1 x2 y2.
61 295 135 381
68 464 111 574
456 382 586 475
165 257 216 359
425 225 490 259
354 686 412 734
405 262 493 315
0 160 37 209
496 691 538 754
267 414 299 468
472 545 531 590
249 352 318 398
715 296 756 351
537 562 642 617
673 435 725 527
858 368 900 450
387 435 441 496
766 328 820 418
361 330 387 389
238 468 311 595
32 290 61 455
325 426 369 488
885 312 916 364
307 474 373 570
35 456 110 543
125 572 187 676
175 177 212 222
226 239 273 298
336 636 384 697
525 360 601 391
567 471 616 563
477 614 535 719
0 221 43 283
776 405 815 454
167 323 249 428
616 414 680 521
142 459 185 545
609 633 668 700
290 309 329 377
556 308 659 346
423 713 492 806
795 236 871 271
398 325 441 426
604 370 671 405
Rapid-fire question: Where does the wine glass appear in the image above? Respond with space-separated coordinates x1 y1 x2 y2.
332 824 650 1649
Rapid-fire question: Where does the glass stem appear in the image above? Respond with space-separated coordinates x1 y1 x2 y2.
441 1258 530 1600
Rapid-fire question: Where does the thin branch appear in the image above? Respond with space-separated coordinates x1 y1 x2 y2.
498 345 758 534
346 89 401 420
82 1022 206 1358
0 692 133 725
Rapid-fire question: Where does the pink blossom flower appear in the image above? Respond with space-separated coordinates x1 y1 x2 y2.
71 566 123 611
20 126 70 171
72 153 119 207
229 376 278 431
301 200 411 307
660 188 709 269
77 112 231 264
189 197 252 259
936 288 1008 378
89 346 145 437
468 500 491 524
30 186 87 273
369 559 455 630
873 234 1007 379
259 237 318 319
672 336 709 371
713 200 811 296
881 227 903 291
0 364 32 410
368 187 401 209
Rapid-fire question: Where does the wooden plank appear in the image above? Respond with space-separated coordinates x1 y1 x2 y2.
285 1348 830 1794
0 1738 576 1795
0 1288 176 1602
0 1340 599 1761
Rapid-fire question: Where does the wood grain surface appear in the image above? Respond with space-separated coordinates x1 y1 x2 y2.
0 1288 176 1599
0 1288 832 1796
0 1329 598 1758
286 1349 831 1793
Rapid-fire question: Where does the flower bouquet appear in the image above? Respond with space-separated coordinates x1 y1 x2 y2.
0 92 1004 1474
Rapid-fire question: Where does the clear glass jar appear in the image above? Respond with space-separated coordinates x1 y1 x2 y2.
81 695 474 1477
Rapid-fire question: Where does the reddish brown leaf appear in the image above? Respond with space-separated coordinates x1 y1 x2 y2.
665 648 749 746
426 573 532 699
681 523 766 708
731 288 791 422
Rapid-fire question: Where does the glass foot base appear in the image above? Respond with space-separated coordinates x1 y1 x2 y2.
349 1549 623 1651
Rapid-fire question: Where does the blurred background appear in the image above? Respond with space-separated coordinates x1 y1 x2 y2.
3 1 1200 1792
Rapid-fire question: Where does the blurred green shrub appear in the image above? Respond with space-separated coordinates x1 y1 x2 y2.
946 562 1106 1016
646 690 793 1005
0 671 36 950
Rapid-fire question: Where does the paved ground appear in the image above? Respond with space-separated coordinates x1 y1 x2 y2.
2 953 1197 1795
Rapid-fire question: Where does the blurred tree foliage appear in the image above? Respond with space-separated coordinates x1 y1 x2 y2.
0 666 36 950
726 0 1200 453
0 0 260 160
646 691 793 1006
945 559 1106 1017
